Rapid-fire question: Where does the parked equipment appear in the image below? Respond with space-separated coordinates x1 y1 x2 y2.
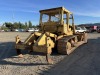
90 26 97 32
15 7 87 64
97 26 100 33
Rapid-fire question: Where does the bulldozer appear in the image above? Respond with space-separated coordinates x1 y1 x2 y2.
15 7 87 64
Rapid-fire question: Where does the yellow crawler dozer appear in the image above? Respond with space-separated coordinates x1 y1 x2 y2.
15 7 87 64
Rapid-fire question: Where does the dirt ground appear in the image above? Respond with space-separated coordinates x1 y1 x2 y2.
0 32 100 75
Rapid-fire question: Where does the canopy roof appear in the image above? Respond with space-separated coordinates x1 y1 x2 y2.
39 7 72 15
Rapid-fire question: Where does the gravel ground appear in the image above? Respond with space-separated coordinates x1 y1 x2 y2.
0 32 100 75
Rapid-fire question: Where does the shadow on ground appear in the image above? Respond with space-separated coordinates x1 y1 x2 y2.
39 37 100 75
0 42 49 66
0 37 100 75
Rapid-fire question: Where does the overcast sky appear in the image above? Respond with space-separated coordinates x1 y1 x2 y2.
0 0 100 25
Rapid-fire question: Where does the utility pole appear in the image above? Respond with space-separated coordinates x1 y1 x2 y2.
12 10 14 23
11 10 15 31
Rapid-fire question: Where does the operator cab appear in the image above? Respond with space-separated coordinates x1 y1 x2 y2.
39 7 75 35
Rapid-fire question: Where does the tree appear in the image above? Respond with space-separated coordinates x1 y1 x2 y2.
4 21 35 30
28 21 32 28
13 22 19 29
5 22 13 31
1 25 9 31
25 22 28 28
19 22 22 29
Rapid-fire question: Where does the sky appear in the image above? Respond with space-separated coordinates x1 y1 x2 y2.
0 0 100 25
